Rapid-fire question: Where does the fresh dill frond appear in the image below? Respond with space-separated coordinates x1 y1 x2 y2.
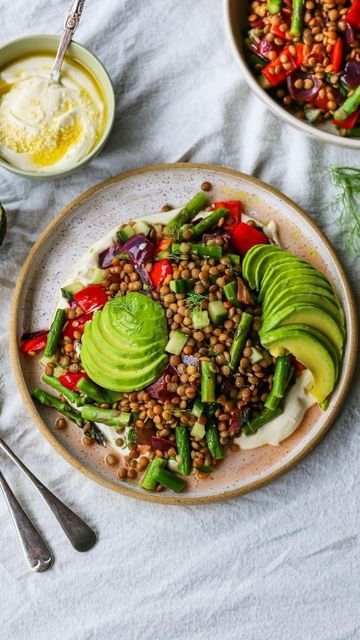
185 292 209 314
329 166 360 256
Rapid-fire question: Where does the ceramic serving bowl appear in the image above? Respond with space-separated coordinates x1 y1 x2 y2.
0 35 115 178
223 0 360 149
9 163 357 505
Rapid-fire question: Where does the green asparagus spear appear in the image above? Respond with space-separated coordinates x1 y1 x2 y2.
223 281 240 307
264 355 291 410
333 86 360 122
242 407 283 436
44 308 66 357
268 0 282 13
165 193 210 239
175 426 191 475
184 208 229 240
206 420 224 460
80 405 132 427
229 312 253 371
290 0 305 36
31 388 84 427
172 242 222 260
42 374 83 407
152 467 186 493
201 360 216 403
76 377 111 403
140 457 167 491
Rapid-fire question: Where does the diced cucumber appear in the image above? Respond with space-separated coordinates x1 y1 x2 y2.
40 355 57 368
170 279 192 294
208 300 228 325
192 398 205 418
250 347 263 364
305 106 322 123
223 281 239 307
91 268 106 284
165 330 188 355
117 224 135 243
53 365 65 379
167 458 179 472
192 309 210 329
61 281 83 300
133 220 151 236
191 421 205 440
225 253 241 266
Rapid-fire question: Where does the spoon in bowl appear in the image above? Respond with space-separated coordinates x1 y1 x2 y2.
50 0 86 84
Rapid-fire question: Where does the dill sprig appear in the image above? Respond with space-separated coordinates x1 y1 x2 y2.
185 292 208 314
329 166 360 256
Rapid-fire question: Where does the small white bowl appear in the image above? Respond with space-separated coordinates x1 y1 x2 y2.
223 0 360 149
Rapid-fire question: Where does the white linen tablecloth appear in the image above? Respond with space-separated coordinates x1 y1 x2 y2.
0 1 359 638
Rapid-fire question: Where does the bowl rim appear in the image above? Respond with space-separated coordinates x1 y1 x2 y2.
223 0 360 150
0 34 116 178
9 162 358 505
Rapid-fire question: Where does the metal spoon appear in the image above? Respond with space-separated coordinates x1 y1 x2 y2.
0 470 53 572
50 0 86 84
0 438 96 552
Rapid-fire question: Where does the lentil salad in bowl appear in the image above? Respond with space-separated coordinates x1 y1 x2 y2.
11 164 356 503
224 0 360 147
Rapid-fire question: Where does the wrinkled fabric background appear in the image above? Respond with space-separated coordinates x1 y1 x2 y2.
0 1 359 639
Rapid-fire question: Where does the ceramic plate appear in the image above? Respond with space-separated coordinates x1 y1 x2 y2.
10 163 357 504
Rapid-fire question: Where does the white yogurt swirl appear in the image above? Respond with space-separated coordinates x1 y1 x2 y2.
0 54 105 172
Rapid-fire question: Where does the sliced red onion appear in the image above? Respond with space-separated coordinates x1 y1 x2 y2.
122 235 155 289
151 436 174 452
345 22 356 46
287 72 321 103
249 35 280 61
98 241 123 268
228 410 241 436
181 354 200 369
341 60 360 90
146 365 176 400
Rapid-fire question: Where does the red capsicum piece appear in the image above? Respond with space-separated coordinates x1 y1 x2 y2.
331 38 344 73
149 259 172 288
213 200 242 231
262 45 300 87
314 94 330 111
73 284 108 313
156 237 172 253
346 0 360 31
59 372 88 391
333 108 360 128
63 312 93 340
21 332 48 354
231 222 268 256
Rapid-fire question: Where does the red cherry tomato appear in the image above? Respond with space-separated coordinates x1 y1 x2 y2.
59 372 88 391
149 259 172 288
213 200 242 231
333 109 360 129
73 285 108 313
231 222 268 256
63 312 93 340
346 0 360 31
21 332 48 354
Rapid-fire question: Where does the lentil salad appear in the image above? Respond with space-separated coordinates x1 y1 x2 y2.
246 0 360 137
21 183 345 494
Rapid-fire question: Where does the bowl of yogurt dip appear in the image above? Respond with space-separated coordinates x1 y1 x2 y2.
0 35 115 178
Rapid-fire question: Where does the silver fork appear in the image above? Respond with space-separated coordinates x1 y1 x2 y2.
0 438 97 553
0 470 53 572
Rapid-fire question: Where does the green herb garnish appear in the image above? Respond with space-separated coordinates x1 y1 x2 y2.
329 166 360 256
121 427 137 449
185 292 208 314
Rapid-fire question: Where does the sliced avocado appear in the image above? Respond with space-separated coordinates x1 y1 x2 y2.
81 292 168 392
260 304 345 354
259 263 330 302
242 245 283 289
260 325 337 404
261 271 333 309
263 280 337 316
254 253 307 291
265 292 345 329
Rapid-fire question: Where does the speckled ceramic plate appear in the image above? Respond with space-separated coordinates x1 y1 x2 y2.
10 163 357 504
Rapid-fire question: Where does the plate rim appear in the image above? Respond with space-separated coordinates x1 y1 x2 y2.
9 162 358 505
